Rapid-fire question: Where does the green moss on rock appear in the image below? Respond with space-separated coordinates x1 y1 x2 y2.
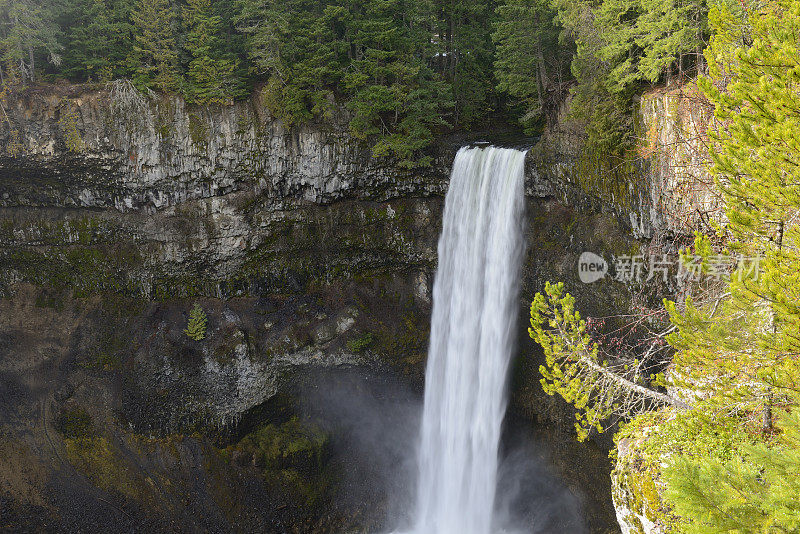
611 406 756 534
232 417 327 474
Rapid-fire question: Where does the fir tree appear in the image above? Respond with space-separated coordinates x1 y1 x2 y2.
184 303 207 341
433 0 496 127
182 0 241 103
207 0 249 97
237 0 347 125
493 0 571 131
595 0 707 91
343 0 452 168
594 0 645 94
550 0 636 152
61 0 135 82
0 0 62 83
636 0 707 82
130 0 180 92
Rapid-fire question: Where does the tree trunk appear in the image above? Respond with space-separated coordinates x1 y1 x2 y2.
534 15 552 122
763 221 785 432
28 47 35 82
579 351 691 409
763 397 773 432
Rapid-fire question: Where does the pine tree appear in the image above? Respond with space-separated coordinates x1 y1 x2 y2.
665 0 800 423
664 406 800 533
651 1 800 529
184 303 207 341
61 0 135 82
529 281 686 440
0 0 62 83
529 2 800 528
182 0 241 104
493 0 571 131
130 0 180 92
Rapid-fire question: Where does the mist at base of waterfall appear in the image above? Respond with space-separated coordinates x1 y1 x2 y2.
389 424 588 534
296 366 588 534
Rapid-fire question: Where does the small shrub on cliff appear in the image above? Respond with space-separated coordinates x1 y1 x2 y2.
184 303 208 341
58 99 83 152
346 332 375 353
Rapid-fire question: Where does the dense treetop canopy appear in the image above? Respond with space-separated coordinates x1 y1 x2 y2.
0 0 707 163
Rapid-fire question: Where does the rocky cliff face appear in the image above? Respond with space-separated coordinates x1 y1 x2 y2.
527 85 717 239
603 87 715 534
0 84 451 532
0 82 699 533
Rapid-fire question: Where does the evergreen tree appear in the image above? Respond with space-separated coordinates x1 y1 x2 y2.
240 0 451 166
595 0 707 91
665 0 800 425
433 0 496 127
531 0 800 529
343 0 452 167
636 0 707 82
130 0 180 92
182 0 242 103
0 0 62 83
529 281 686 440
60 0 135 82
658 8 800 527
594 0 645 94
550 0 636 152
237 0 347 125
208 0 250 97
549 0 708 152
184 302 207 341
493 0 571 131
664 406 800 533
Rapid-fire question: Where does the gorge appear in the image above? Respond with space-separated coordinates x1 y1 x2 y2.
0 83 700 533
5 0 798 529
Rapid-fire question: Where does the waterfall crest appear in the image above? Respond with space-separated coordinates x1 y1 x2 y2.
412 146 527 534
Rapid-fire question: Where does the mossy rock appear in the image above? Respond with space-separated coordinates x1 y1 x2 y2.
57 406 96 440
231 417 328 476
610 405 755 534
64 435 150 501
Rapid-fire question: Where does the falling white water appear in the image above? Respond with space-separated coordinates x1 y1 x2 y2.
411 146 527 534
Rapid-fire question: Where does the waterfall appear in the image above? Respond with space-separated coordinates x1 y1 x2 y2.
412 146 527 534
